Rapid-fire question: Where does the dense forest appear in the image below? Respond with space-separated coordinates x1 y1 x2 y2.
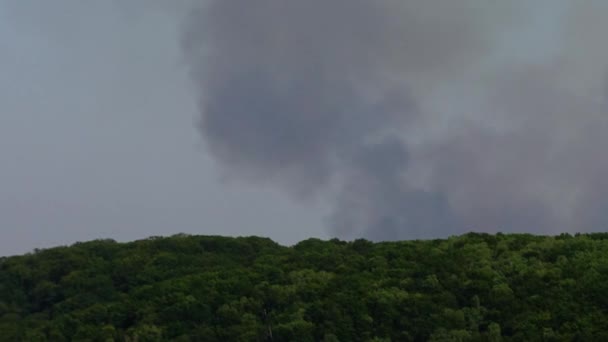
1 233 608 341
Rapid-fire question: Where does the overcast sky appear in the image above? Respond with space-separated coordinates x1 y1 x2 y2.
0 1 327 256
2 1 608 256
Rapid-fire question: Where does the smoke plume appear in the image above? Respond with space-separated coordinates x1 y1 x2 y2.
182 1 608 239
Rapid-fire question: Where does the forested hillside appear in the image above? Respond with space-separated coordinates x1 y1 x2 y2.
1 233 608 341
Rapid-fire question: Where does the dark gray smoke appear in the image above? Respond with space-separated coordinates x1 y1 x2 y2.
182 1 608 239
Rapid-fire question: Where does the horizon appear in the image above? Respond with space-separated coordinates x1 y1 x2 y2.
5 230 605 258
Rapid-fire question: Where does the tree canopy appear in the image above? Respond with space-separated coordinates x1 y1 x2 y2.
1 232 608 341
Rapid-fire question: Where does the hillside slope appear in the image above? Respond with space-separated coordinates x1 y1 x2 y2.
1 233 608 341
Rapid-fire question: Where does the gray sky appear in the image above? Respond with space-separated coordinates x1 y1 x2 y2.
0 1 327 256
2 1 608 256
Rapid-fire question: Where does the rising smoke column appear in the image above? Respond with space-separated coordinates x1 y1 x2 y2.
182 1 608 239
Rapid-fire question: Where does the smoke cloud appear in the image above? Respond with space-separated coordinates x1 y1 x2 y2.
182 1 608 239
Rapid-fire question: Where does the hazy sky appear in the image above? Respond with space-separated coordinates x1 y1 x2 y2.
0 1 327 256
2 1 608 256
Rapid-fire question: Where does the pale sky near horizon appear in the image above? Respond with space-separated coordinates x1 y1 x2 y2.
0 2 328 256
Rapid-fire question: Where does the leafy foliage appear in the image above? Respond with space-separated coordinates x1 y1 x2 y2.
1 233 608 341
